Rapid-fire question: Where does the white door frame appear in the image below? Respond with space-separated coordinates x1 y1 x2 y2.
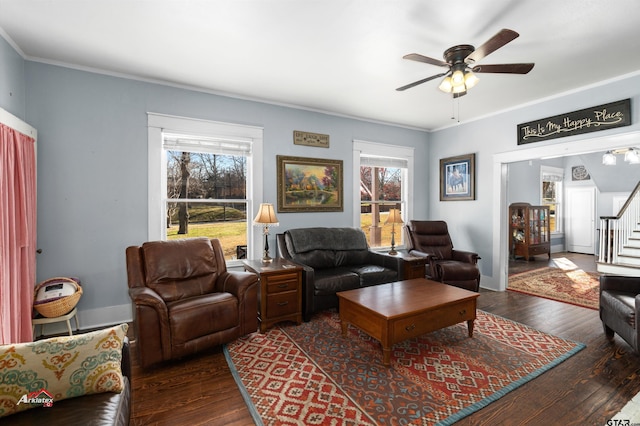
491 130 640 291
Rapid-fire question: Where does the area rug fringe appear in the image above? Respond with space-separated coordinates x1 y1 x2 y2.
225 310 585 425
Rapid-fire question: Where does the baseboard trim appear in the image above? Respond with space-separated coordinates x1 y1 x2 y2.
34 304 132 338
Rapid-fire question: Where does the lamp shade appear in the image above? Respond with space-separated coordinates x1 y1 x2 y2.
385 208 404 224
253 203 279 226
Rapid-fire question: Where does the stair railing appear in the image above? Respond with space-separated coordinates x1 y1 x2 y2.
599 181 640 264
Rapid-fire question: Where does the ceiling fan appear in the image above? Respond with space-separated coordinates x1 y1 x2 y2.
396 28 534 97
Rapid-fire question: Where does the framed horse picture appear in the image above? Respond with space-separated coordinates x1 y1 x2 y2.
440 153 476 201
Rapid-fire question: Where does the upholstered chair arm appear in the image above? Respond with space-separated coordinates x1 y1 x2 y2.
128 286 171 368
408 249 439 262
218 270 259 298
600 275 640 294
218 271 259 335
451 249 481 264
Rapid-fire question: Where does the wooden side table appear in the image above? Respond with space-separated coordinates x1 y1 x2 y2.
243 258 303 333
382 250 428 280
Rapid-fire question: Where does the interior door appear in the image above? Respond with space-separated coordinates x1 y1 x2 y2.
566 186 596 254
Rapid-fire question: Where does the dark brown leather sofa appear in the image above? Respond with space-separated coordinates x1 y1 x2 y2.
405 220 481 292
600 275 640 352
276 227 401 321
126 238 259 369
3 338 131 425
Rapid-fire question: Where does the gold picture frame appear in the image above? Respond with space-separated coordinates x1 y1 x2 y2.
277 155 343 212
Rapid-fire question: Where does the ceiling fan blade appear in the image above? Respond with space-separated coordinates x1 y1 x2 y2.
471 63 535 74
403 53 449 68
465 29 519 64
396 73 447 91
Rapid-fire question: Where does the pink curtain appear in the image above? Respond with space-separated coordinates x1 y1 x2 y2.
0 123 37 344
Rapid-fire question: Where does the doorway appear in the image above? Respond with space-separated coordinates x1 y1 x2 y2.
492 130 640 291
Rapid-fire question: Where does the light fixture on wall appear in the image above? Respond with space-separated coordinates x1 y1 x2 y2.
253 203 279 263
385 208 404 255
602 148 640 165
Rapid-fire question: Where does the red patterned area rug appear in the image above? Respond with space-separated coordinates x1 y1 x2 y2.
508 267 600 310
224 310 584 425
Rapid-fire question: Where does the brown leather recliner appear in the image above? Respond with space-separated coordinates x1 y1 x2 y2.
404 220 481 292
126 237 258 369
600 275 640 352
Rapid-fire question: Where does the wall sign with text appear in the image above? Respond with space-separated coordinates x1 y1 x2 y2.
293 130 330 148
517 99 631 145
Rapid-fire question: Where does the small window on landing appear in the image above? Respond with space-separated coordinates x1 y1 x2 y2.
541 166 563 233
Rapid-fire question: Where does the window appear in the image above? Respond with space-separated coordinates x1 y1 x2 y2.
541 166 563 233
148 114 263 264
353 141 414 249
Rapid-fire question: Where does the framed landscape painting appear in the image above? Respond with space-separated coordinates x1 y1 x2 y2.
440 153 476 201
277 155 343 212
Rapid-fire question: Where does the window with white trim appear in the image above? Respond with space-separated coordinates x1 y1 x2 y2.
541 166 563 234
148 114 263 264
353 141 414 249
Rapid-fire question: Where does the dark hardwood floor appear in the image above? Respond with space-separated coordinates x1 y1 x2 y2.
130 255 640 425
509 251 598 275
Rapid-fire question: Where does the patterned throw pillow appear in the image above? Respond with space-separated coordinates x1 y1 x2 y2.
0 323 128 418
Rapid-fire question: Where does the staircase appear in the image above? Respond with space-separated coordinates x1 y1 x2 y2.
598 181 640 276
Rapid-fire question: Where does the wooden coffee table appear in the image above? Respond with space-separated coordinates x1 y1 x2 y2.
337 278 479 366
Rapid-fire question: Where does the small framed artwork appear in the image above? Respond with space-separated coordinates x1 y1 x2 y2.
440 153 476 201
277 155 343 212
571 165 590 181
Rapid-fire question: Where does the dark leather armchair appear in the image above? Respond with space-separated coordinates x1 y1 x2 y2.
404 220 481 292
126 237 258 369
600 275 640 352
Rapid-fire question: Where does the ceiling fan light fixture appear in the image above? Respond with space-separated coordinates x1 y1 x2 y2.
452 83 466 94
625 148 640 164
464 71 479 89
602 151 616 165
438 76 453 93
451 69 465 86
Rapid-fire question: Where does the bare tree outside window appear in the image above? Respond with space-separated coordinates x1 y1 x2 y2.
360 165 403 247
166 150 248 259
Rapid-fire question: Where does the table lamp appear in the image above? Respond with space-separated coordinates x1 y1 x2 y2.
385 208 404 255
253 203 279 262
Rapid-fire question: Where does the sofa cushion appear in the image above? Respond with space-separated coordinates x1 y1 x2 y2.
167 293 239 344
286 228 368 253
347 265 398 287
291 249 336 270
0 324 128 418
335 249 369 267
313 269 361 295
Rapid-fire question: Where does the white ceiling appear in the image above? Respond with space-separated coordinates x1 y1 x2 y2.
1 0 639 130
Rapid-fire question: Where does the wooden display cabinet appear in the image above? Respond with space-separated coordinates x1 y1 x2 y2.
509 202 551 261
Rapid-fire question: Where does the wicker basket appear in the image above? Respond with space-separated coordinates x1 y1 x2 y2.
33 277 83 318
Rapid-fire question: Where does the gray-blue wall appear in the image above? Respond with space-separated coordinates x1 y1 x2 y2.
429 72 640 287
0 35 25 118
23 61 430 324
4 31 640 324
